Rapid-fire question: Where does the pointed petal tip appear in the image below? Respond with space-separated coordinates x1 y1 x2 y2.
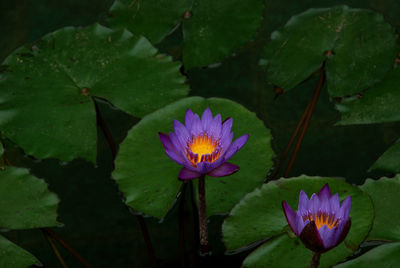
178 167 201 181
207 163 239 177
318 183 331 198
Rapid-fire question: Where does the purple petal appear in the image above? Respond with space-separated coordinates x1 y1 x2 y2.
220 132 234 155
201 108 213 131
164 149 185 165
173 120 190 142
221 118 233 139
330 193 340 214
159 132 177 153
309 193 321 214
299 221 325 252
207 163 239 177
196 161 213 174
169 132 185 151
339 196 352 220
223 134 249 161
185 109 195 130
208 114 222 138
318 184 331 200
296 213 307 236
334 218 351 249
190 114 203 137
178 167 201 180
317 225 334 249
282 201 297 235
298 190 310 213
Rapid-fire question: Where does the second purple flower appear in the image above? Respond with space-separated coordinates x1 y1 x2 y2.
159 108 249 180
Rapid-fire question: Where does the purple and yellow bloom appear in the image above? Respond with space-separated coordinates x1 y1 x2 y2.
282 184 352 253
158 108 249 180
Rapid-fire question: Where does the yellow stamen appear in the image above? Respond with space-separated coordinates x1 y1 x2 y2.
303 212 339 230
186 133 220 167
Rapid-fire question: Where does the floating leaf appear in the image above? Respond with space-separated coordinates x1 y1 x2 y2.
335 242 400 267
0 166 59 229
0 23 188 163
263 5 398 97
107 0 264 69
107 0 193 44
337 67 400 125
222 176 374 267
369 139 400 173
360 175 400 241
0 235 40 268
113 97 273 219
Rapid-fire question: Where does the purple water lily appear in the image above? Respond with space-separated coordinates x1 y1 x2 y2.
158 108 249 180
282 184 352 253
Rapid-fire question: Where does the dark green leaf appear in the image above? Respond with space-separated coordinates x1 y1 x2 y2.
337 67 400 125
0 167 59 229
360 174 400 241
264 6 398 97
0 24 188 162
223 176 374 267
0 235 40 268
113 97 273 219
107 0 264 69
369 139 400 173
107 0 193 44
335 242 400 267
182 0 264 68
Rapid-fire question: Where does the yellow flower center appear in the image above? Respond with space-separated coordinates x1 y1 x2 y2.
303 212 339 230
186 133 220 167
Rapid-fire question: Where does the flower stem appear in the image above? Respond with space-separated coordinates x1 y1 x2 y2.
41 229 68 268
198 174 209 255
179 183 187 268
41 228 92 268
310 252 321 268
283 63 326 177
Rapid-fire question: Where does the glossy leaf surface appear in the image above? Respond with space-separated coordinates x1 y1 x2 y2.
0 23 188 162
360 175 400 241
263 6 398 97
223 176 374 267
113 97 273 219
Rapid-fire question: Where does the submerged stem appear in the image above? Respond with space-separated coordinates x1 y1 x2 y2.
310 252 321 268
198 174 209 255
41 229 68 268
283 63 326 177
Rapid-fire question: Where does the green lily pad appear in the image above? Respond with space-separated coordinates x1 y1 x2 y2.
113 96 273 219
337 67 400 125
242 234 359 268
222 176 374 267
263 5 398 97
360 175 400 241
107 0 264 69
107 0 193 44
0 234 40 268
0 23 188 163
0 166 59 229
369 139 400 173
335 242 400 267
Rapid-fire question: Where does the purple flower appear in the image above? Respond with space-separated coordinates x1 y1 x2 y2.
282 184 352 253
158 108 249 180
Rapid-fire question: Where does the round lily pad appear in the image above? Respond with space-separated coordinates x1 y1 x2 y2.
336 67 400 125
0 166 59 229
360 175 400 241
0 234 40 268
0 23 188 163
263 5 398 97
334 242 400 268
113 96 273 219
107 0 193 44
222 176 374 267
107 0 264 69
369 140 400 173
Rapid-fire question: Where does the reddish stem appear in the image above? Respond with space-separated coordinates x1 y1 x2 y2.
198 174 209 255
283 64 326 177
